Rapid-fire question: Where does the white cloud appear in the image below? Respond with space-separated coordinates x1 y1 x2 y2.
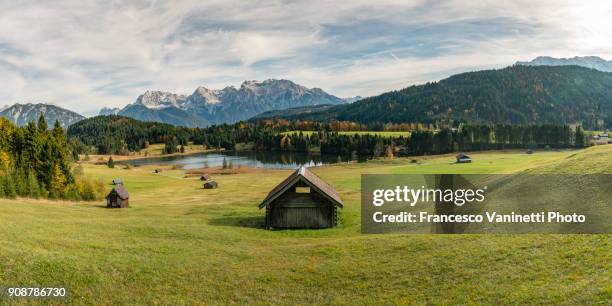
0 0 610 116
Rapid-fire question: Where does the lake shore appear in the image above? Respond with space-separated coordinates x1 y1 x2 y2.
79 144 223 165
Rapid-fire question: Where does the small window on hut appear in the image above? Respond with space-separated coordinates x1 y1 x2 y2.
295 187 311 193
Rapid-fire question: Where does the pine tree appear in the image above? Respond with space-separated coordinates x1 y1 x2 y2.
27 171 41 199
575 126 585 148
52 120 64 141
37 113 48 133
222 157 228 169
107 156 115 168
3 173 17 199
0 177 5 198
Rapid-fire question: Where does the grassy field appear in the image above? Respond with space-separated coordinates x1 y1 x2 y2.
0 146 610 304
282 130 411 138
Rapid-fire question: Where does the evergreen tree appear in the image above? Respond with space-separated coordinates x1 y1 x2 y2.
575 126 585 148
37 113 48 133
3 173 17 199
107 156 115 168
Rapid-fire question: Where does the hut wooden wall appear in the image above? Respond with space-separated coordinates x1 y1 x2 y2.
267 189 336 229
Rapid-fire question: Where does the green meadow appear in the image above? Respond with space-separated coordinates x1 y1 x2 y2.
0 146 610 304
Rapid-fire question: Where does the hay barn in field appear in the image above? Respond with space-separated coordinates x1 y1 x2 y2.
203 181 218 189
259 166 343 229
107 186 129 208
456 153 472 163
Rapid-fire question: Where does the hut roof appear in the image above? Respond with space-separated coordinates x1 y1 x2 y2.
204 180 217 187
259 166 343 209
108 185 129 199
456 153 470 159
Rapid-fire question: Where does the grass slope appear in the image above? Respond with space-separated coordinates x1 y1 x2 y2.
0 146 610 304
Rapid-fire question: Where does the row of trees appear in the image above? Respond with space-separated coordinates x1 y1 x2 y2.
67 116 588 159
68 116 435 155
215 124 585 157
0 115 104 200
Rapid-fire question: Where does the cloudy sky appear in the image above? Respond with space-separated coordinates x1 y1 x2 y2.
0 0 611 115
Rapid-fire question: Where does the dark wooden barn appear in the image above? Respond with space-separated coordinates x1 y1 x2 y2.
203 180 218 189
259 166 343 229
107 185 129 208
456 153 472 163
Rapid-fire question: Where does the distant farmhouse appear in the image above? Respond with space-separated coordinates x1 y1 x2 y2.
456 153 472 163
259 166 343 229
593 132 611 145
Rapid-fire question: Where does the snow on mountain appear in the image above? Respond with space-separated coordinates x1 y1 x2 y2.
343 96 364 103
99 107 121 116
0 103 85 128
117 79 346 127
516 56 612 72
134 90 188 109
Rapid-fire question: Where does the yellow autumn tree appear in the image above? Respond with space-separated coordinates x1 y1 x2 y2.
385 145 394 160
52 163 67 196
0 151 11 169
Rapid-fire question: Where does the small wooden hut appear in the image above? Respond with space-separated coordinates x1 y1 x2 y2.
203 181 218 189
456 153 472 163
112 178 123 185
106 186 129 208
526 148 534 154
259 166 343 229
200 174 211 181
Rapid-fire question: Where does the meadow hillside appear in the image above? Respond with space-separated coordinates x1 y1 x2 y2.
0 146 610 304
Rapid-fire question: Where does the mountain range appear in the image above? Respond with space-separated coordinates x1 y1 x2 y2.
0 103 84 128
516 56 612 72
2 57 611 129
275 65 611 129
112 79 346 127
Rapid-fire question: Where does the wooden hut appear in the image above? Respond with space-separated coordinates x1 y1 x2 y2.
456 153 472 163
200 174 211 181
112 178 123 185
106 186 129 208
259 166 343 229
526 148 534 154
203 181 218 189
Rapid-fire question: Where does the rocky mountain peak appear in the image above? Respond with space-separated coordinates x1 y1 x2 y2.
516 56 612 72
0 103 85 128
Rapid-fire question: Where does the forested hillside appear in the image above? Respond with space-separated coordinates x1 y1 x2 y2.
283 65 612 129
67 115 192 155
0 116 102 200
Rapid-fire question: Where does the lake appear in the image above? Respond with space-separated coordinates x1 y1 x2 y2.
125 151 358 170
